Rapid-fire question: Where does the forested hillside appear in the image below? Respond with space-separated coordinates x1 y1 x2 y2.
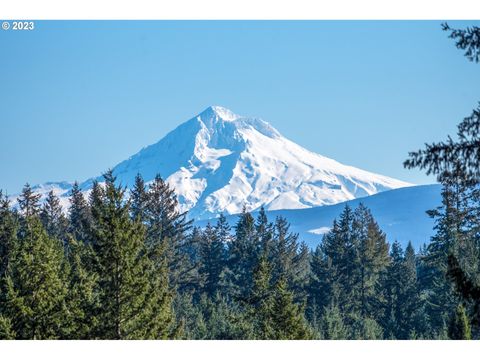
0 168 478 339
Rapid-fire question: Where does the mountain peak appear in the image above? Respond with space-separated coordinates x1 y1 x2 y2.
199 105 241 122
12 107 413 222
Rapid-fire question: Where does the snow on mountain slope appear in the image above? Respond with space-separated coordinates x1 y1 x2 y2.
196 184 442 250
10 106 413 220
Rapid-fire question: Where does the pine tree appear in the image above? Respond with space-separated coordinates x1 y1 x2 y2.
245 255 275 339
92 171 176 339
309 205 356 318
199 222 227 297
195 293 252 339
422 167 470 332
145 174 192 291
448 304 472 339
130 173 148 222
255 207 274 257
271 277 314 339
292 242 311 300
352 204 389 324
3 217 68 339
447 254 480 330
0 315 15 339
0 191 17 278
352 316 383 340
228 207 259 299
321 304 348 340
40 190 68 243
68 181 92 244
17 183 41 218
271 216 299 286
383 240 403 338
62 236 99 339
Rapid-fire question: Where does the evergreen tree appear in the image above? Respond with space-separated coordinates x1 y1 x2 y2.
352 204 389 324
0 315 15 339
255 207 274 257
40 190 68 242
62 236 99 339
199 222 227 297
421 166 470 333
321 304 348 340
68 181 92 244
352 316 383 340
130 173 148 222
245 255 275 339
145 174 193 291
197 293 253 339
383 241 421 339
0 191 17 278
3 217 68 339
448 304 472 340
271 277 314 339
17 183 41 218
271 216 299 286
309 205 356 319
447 254 480 329
228 207 259 299
91 171 176 339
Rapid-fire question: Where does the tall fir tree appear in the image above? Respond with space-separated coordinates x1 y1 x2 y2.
145 174 193 291
40 190 68 243
68 181 92 244
352 204 389 324
130 173 148 222
228 207 260 299
448 304 472 340
62 236 99 339
0 191 17 278
2 217 68 339
17 183 41 218
198 222 227 297
91 171 177 339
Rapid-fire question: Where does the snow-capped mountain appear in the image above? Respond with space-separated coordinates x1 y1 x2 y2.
11 106 413 219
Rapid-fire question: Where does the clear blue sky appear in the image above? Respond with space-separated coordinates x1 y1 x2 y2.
1 20 480 194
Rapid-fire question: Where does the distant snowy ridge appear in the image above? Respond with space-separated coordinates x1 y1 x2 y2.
195 184 442 250
10 106 413 220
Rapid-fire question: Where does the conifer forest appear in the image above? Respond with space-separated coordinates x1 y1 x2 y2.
1 23 480 340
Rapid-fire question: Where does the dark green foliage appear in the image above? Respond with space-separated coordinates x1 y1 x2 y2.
448 304 472 340
447 254 480 328
0 315 15 339
442 23 480 63
383 241 422 339
0 191 17 278
228 207 259 299
244 255 313 339
63 236 99 339
352 204 389 322
40 190 68 242
17 183 41 218
3 216 68 339
144 174 193 291
198 222 227 297
91 171 176 339
130 173 148 222
68 182 92 244
308 204 389 335
270 277 313 339
321 304 348 340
